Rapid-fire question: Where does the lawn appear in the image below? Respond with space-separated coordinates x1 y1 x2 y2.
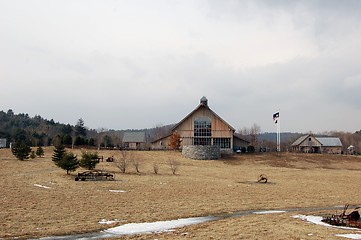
1 148 361 239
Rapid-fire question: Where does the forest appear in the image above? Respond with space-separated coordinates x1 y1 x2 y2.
0 109 171 149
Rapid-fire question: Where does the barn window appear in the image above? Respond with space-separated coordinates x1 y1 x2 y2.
213 138 231 149
194 117 212 145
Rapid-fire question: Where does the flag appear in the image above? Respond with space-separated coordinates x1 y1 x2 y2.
273 112 279 124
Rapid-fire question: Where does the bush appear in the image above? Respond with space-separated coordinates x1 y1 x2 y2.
153 163 159 174
11 140 31 160
79 152 99 170
132 160 141 173
36 146 44 157
169 159 179 175
247 145 255 153
56 152 79 174
116 151 130 173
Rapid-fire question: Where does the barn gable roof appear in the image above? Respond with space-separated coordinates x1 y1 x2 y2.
291 135 312 146
316 137 342 147
122 131 146 143
291 134 342 147
171 97 235 132
233 134 250 144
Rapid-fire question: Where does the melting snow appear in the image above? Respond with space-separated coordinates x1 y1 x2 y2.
109 190 126 193
99 219 125 225
293 215 361 239
34 184 51 189
293 215 359 230
103 216 217 236
336 234 361 239
253 210 286 215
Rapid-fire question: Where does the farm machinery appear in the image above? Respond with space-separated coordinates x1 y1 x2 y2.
75 170 115 181
322 204 361 228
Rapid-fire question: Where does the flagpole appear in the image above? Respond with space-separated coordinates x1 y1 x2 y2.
277 112 281 152
273 110 281 152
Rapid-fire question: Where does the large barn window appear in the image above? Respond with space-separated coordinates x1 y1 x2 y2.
213 138 231 149
194 117 212 145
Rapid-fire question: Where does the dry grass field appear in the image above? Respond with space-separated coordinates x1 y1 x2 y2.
1 147 361 239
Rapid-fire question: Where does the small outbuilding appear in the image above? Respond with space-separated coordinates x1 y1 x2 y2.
122 132 146 150
291 134 342 154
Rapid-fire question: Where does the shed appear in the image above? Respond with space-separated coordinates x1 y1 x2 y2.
122 132 146 150
291 134 342 154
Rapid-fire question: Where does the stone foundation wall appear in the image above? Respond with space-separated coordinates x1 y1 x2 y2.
182 145 221 160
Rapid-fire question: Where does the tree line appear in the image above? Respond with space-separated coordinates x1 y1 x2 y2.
0 109 121 149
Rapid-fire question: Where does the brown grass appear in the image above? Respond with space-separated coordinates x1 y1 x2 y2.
1 148 361 239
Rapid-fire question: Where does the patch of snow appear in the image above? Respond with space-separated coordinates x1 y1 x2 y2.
99 219 125 225
293 215 359 230
109 190 127 193
34 184 51 189
104 216 217 236
336 234 361 239
253 210 287 215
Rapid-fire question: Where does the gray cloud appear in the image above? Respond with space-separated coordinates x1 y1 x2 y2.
1 0 360 133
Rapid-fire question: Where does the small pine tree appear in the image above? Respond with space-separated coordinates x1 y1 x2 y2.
79 152 99 170
30 151 36 159
36 146 44 158
11 141 32 160
56 152 79 174
52 144 66 163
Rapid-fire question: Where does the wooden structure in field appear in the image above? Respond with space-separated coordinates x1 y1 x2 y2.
151 97 249 154
291 134 343 154
122 131 146 150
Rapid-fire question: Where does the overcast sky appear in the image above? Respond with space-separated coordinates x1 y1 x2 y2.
1 0 361 133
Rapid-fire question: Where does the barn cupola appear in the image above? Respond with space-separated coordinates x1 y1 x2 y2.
200 96 208 106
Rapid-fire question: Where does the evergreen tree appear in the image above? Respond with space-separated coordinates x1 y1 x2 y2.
74 136 85 146
52 144 66 163
36 146 44 157
75 118 87 137
56 152 79 174
88 138 96 146
80 152 99 170
62 134 72 146
11 140 31 160
30 151 36 159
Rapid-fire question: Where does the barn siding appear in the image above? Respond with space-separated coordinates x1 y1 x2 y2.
150 97 246 152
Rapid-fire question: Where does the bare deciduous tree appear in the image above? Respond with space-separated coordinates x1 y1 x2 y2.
153 162 159 174
132 159 141 174
238 123 262 148
169 159 179 175
116 150 130 173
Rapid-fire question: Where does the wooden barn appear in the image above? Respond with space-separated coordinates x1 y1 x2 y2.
151 97 249 153
291 134 343 154
122 131 146 150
